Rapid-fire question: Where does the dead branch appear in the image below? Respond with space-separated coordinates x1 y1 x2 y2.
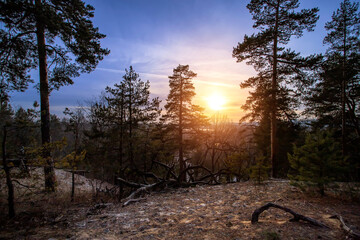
197 168 231 183
122 197 147 207
135 170 161 182
117 177 146 188
152 160 177 179
178 165 215 183
330 215 360 239
251 202 329 228
12 179 36 191
122 181 162 207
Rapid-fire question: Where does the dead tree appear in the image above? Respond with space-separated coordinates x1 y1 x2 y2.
118 160 232 206
251 202 328 228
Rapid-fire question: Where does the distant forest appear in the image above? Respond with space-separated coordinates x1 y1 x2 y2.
0 0 359 218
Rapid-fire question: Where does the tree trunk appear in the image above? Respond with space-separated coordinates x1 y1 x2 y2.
179 77 185 182
2 126 15 218
35 0 56 192
211 146 215 173
118 92 124 200
271 1 280 178
341 8 347 156
128 80 134 168
71 130 79 202
71 170 75 202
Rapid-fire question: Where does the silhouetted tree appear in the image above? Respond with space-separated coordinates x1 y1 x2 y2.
163 65 208 182
323 0 360 155
233 0 319 177
0 0 109 191
85 67 161 185
114 66 161 169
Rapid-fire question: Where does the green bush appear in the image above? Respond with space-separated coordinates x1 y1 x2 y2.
250 156 271 184
288 130 346 196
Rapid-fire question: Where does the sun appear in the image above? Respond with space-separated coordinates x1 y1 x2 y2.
207 93 226 111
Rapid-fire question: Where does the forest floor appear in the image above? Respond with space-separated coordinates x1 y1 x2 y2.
1 169 360 239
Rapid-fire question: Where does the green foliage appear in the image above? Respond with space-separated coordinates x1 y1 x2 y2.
25 138 67 166
288 130 346 196
59 150 86 169
233 0 321 177
225 152 251 180
250 156 271 184
233 0 320 122
306 0 360 128
84 66 162 182
324 0 360 56
163 65 208 180
164 64 206 128
305 0 360 176
0 0 109 93
0 0 109 191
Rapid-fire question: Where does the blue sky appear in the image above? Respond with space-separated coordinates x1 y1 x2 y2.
10 0 346 121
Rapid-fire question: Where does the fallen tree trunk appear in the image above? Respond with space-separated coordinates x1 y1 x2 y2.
330 215 360 239
251 202 329 228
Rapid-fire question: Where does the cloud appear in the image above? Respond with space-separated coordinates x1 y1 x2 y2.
97 33 255 121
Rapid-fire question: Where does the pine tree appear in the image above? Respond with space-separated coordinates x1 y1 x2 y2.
85 66 161 186
163 65 208 182
250 156 271 184
0 101 15 218
0 0 109 191
323 0 360 155
288 130 346 196
120 66 161 169
233 0 320 177
105 82 126 173
105 67 161 170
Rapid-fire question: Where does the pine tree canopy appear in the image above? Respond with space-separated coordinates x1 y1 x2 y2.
0 0 110 96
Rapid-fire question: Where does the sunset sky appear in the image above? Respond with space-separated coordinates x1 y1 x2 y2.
9 0 345 122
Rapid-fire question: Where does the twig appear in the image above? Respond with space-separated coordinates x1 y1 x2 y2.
330 215 360 239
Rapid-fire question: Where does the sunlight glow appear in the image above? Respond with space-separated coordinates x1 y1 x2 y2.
206 93 226 111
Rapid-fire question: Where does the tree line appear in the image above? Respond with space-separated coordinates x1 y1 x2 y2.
0 0 359 217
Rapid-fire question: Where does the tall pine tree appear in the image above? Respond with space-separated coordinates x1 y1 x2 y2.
323 0 360 155
233 0 319 177
0 0 109 191
163 65 207 182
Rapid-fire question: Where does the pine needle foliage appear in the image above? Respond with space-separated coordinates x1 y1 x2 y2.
288 130 346 196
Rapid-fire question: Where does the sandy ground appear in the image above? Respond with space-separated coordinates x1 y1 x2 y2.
1 176 360 240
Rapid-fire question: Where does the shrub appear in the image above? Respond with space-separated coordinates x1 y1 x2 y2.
288 130 346 196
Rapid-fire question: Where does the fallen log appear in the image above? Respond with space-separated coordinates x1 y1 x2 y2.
330 215 360 239
251 202 329 228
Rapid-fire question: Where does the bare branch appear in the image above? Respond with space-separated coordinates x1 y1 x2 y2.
251 202 329 228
